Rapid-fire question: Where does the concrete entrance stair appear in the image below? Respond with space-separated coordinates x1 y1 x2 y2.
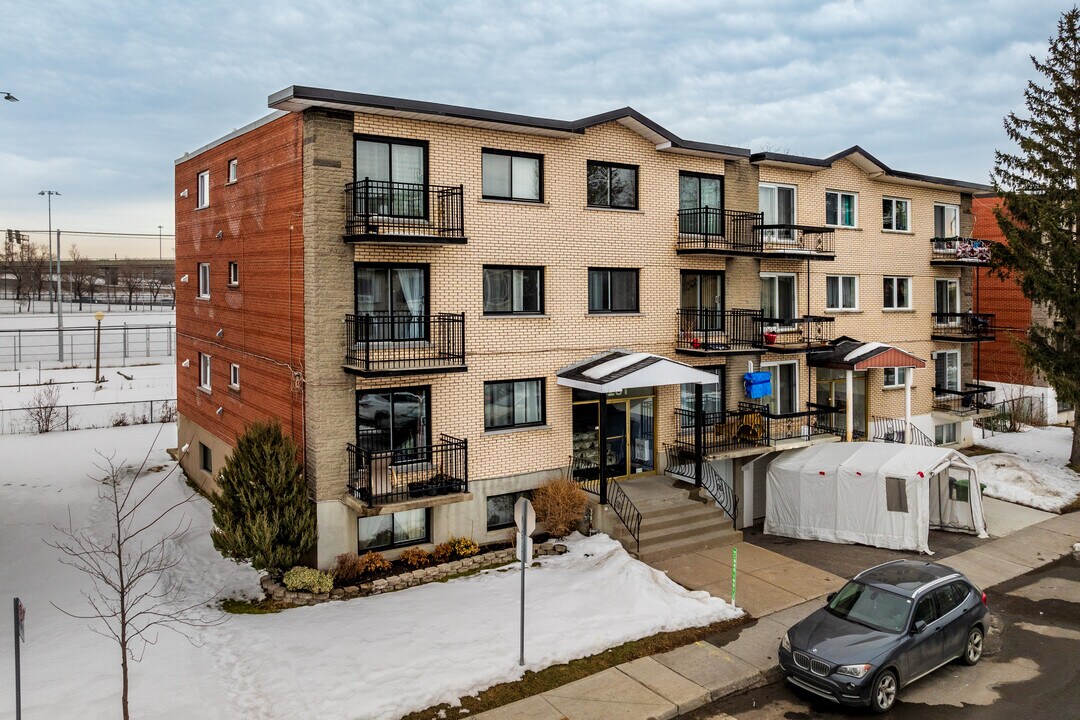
607 478 742 563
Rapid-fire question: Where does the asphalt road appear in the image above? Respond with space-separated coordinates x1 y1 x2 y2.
689 554 1080 720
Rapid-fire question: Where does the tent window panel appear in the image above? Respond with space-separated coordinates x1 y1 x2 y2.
885 476 908 513
949 477 970 502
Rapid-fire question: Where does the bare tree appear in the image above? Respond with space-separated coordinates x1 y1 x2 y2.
46 432 224 720
23 384 65 433
66 244 97 311
143 268 167 307
116 260 144 310
1 240 48 311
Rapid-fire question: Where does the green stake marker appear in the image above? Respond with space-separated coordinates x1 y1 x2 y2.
731 547 738 605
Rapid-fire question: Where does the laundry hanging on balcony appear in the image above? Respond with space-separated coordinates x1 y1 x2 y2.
743 371 772 399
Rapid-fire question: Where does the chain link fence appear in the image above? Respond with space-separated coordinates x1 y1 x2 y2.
0 324 175 371
0 398 177 435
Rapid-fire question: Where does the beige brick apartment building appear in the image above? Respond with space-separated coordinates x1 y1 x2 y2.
175 87 994 566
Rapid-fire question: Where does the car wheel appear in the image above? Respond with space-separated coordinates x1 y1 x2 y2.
870 670 898 714
962 626 984 666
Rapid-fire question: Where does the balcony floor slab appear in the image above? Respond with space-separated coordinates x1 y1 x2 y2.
342 491 474 517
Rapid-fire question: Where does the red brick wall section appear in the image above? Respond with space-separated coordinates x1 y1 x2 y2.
174 113 305 453
972 195 1034 385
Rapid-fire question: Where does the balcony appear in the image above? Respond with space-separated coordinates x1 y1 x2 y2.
675 308 760 355
672 402 842 456
754 224 836 260
930 238 991 266
933 384 996 416
931 312 996 342
343 313 466 377
347 435 468 508
344 180 467 244
752 315 836 353
675 208 762 255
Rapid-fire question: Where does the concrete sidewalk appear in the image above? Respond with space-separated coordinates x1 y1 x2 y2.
473 513 1080 720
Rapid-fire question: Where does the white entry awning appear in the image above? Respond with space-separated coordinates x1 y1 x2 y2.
556 350 719 393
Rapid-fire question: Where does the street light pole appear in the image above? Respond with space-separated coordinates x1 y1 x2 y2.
94 311 105 384
39 190 60 313
158 225 163 260
56 230 63 362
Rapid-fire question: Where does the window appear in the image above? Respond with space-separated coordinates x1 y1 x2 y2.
934 203 960 238
229 363 240 389
883 276 912 310
883 367 909 388
355 264 428 340
885 476 908 513
949 476 970 502
763 361 798 415
197 171 209 209
482 149 542 202
227 158 238 184
936 422 958 445
679 172 724 234
483 266 543 315
680 367 725 415
586 161 638 209
825 275 858 310
358 508 429 551
882 197 910 232
759 183 796 241
760 273 797 320
681 271 723 312
228 261 239 286
355 135 427 217
588 268 638 313
934 582 970 618
486 491 532 531
912 595 938 627
934 351 960 393
825 190 857 227
197 263 210 298
484 379 545 430
199 443 212 473
198 353 211 390
356 387 430 462
935 278 959 319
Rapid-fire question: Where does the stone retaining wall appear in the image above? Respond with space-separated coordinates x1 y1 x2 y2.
261 542 567 607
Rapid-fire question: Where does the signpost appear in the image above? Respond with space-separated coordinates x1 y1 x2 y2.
13 597 25 720
731 547 738 606
514 497 535 666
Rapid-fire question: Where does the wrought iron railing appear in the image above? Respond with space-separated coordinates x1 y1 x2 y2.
930 237 992 265
565 454 641 553
871 415 936 446
676 308 759 353
676 208 762 253
673 406 769 453
348 434 468 507
752 315 836 350
736 401 843 443
345 179 466 240
932 384 996 415
664 444 739 522
931 312 995 340
344 313 465 373
754 224 835 256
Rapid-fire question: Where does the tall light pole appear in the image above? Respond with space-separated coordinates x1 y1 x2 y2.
56 229 64 361
39 190 60 313
158 225 163 260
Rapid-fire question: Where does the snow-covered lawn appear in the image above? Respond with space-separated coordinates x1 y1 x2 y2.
1 424 739 720
0 309 174 329
973 425 1080 512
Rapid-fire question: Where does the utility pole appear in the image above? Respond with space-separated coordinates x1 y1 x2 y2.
158 225 163 260
56 230 64 361
39 190 60 313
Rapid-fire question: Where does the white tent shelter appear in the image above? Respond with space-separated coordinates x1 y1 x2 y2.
765 442 988 554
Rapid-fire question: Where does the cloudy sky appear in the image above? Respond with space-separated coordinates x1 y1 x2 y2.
0 0 1064 257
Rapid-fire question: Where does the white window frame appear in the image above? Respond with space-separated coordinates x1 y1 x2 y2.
934 278 960 325
760 272 798 326
229 363 240 389
825 190 858 228
825 275 859 311
933 350 961 395
197 263 210 299
197 170 210 209
227 158 238 184
883 367 909 388
883 276 912 310
228 261 239 286
759 183 797 243
933 203 960 239
882 196 910 232
935 422 958 445
761 360 799 415
199 353 211 391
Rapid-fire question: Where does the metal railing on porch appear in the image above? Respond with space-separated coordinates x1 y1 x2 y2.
663 444 738 523
871 415 936 446
932 384 996 415
347 434 468 507
675 208 762 253
673 406 769 453
565 454 641 553
345 179 466 241
676 308 759 353
344 313 466 374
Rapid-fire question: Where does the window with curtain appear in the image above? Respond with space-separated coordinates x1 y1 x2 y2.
483 266 543 314
355 265 427 340
759 184 796 241
588 268 638 312
482 149 542 201
587 161 638 209
825 190 857 227
761 274 797 320
679 173 724 234
825 275 858 310
358 509 430 551
934 204 960 238
883 276 912 309
484 379 545 430
355 136 427 217
882 197 911 232
934 352 960 393
356 388 430 461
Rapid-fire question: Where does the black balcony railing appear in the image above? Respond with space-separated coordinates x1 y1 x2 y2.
672 402 841 454
344 313 466 375
753 224 836 258
748 401 843 443
676 308 759 353
752 315 835 351
345 179 466 242
933 384 996 415
676 208 762 253
930 237 991 265
871 415 936 446
348 434 468 507
931 312 995 341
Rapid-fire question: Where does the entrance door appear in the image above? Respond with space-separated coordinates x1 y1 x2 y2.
571 389 655 480
816 369 868 438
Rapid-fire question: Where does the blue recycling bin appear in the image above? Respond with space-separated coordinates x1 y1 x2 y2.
743 371 772 399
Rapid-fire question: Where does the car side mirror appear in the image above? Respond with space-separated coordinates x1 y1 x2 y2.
826 592 837 603
911 620 927 635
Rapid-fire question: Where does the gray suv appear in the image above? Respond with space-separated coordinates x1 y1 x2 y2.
778 560 988 713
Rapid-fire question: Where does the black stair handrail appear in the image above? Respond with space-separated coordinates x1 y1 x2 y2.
663 444 739 523
565 454 641 553
870 415 936 446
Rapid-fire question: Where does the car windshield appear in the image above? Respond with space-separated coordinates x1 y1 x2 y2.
827 581 912 633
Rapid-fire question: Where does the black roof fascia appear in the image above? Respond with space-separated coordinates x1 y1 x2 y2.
749 151 831 168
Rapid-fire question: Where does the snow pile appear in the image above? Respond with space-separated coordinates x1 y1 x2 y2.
1 424 739 720
973 426 1080 512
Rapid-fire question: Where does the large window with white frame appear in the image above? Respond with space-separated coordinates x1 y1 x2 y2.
229 363 240 389
935 278 960 323
934 350 961 394
934 203 960 238
826 275 858 311
935 422 958 445
762 361 798 415
883 367 909 388
825 190 857 228
198 353 211 391
882 197 910 232
198 263 210 299
883 276 912 310
761 273 797 321
759 183 796 241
